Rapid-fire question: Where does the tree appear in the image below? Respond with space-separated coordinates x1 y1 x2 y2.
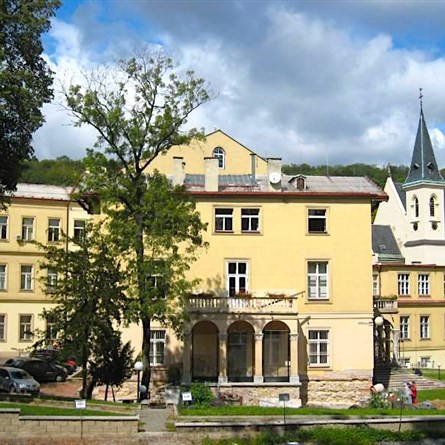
39 222 129 398
0 0 60 205
64 50 211 396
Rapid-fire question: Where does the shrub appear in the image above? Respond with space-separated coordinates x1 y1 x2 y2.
190 382 214 406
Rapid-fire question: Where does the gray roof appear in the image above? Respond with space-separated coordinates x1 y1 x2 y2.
394 182 406 210
404 109 445 186
181 174 384 196
13 183 73 201
372 225 404 262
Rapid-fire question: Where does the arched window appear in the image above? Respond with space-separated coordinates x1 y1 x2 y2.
413 196 419 219
430 195 436 217
212 147 225 169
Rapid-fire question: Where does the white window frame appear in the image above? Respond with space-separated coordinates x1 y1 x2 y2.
308 208 327 233
48 218 61 242
73 219 85 241
430 195 436 217
0 265 6 291
418 274 430 296
46 316 58 341
226 260 249 296
19 314 33 341
400 315 410 340
215 208 233 232
0 314 5 341
307 261 329 300
0 216 8 240
21 217 34 241
398 273 410 295
241 208 260 232
308 329 330 367
149 330 166 366
212 147 225 169
420 356 431 368
47 269 58 291
20 265 33 291
420 315 430 339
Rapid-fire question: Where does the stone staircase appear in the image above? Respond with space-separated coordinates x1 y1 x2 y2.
374 366 445 392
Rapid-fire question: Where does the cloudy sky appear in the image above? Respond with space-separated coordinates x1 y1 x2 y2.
34 0 445 168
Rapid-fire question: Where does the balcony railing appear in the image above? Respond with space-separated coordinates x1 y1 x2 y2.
373 297 398 314
186 295 298 314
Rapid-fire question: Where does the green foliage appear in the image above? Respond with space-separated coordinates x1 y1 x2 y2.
368 390 389 408
190 383 214 407
20 157 84 185
201 427 426 445
0 0 60 203
37 221 129 399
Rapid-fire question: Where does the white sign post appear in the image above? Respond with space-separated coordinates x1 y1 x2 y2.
75 399 86 439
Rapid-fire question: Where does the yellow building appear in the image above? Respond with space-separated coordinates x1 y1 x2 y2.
373 106 445 371
1 130 386 406
0 184 90 358
144 130 386 406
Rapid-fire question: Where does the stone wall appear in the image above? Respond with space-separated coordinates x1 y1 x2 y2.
0 409 139 439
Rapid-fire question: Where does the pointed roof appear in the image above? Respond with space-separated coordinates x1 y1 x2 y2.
404 109 444 186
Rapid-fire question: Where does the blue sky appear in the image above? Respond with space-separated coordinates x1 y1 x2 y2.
34 0 445 168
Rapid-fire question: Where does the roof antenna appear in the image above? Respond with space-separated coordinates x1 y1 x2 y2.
419 87 423 111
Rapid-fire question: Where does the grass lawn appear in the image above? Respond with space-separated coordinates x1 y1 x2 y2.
0 401 130 416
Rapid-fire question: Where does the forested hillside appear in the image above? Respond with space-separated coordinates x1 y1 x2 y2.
19 156 442 190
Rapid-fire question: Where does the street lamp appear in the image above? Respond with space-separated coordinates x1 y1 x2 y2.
134 361 143 403
374 316 384 327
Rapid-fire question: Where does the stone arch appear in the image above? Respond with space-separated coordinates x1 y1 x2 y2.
263 320 290 382
192 321 219 382
227 321 255 382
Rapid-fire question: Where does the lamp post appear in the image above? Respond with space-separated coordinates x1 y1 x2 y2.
134 361 143 403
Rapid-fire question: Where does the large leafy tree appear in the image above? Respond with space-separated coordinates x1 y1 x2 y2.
39 222 129 398
0 0 60 204
64 50 211 396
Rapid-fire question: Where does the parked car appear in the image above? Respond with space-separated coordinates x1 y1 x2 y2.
4 357 67 383
30 349 78 375
0 366 40 395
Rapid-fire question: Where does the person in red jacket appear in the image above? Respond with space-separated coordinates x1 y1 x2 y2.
409 381 417 404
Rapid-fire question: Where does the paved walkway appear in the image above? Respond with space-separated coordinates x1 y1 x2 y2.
138 406 170 432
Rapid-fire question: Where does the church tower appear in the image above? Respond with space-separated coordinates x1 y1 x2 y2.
403 94 445 264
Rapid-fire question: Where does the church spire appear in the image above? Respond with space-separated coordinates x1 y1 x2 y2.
404 91 444 186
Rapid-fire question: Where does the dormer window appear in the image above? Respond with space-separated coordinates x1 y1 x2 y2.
212 147 225 169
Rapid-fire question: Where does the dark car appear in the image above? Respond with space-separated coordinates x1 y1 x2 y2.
0 366 40 395
4 357 67 383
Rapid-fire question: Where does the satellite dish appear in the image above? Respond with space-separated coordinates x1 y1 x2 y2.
269 172 281 184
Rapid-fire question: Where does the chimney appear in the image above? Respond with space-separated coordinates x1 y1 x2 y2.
267 158 282 191
173 157 185 186
204 157 219 192
250 153 256 182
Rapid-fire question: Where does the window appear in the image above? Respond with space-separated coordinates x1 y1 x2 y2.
149 330 166 366
414 196 419 218
0 265 6 290
19 315 33 341
372 273 379 296
212 147 225 169
0 216 7 240
0 314 5 341
420 357 431 368
307 261 328 299
215 208 233 232
227 261 248 296
73 220 85 241
308 329 329 366
47 269 58 291
48 218 60 242
20 265 33 291
400 316 410 340
418 274 430 296
430 196 436 217
46 316 58 341
420 315 430 339
241 209 260 232
21 217 34 241
398 273 410 295
308 209 327 233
